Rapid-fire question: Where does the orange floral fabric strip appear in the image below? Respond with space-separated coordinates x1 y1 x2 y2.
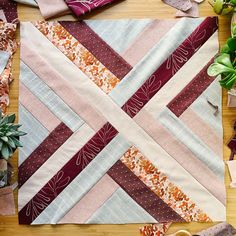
140 223 171 236
120 146 211 222
33 21 120 94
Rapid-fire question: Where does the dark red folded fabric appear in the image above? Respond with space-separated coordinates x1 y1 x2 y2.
65 0 119 17
0 0 18 23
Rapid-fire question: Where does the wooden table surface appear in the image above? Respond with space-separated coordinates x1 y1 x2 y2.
0 1 236 235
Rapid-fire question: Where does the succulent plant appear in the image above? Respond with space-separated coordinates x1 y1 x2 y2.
210 0 235 15
0 113 26 161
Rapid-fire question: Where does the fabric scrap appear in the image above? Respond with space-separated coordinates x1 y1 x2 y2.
175 1 199 18
0 0 18 23
0 9 7 21
0 50 10 74
227 160 236 188
37 0 71 19
65 0 120 17
162 0 192 11
13 0 38 7
140 223 171 236
0 186 15 215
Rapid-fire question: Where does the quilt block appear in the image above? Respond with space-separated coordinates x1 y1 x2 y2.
18 17 226 225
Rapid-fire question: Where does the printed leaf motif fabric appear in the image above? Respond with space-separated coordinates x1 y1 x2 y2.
18 17 226 225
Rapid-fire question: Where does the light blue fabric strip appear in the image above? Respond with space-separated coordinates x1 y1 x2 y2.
20 61 84 132
19 104 49 166
109 18 204 107
191 79 223 137
0 50 10 75
32 134 131 225
13 0 38 7
156 107 224 180
86 188 157 224
85 19 153 54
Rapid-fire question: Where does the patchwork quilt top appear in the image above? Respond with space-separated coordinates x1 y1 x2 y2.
18 17 226 225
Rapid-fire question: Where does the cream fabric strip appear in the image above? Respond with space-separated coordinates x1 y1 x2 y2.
227 160 236 188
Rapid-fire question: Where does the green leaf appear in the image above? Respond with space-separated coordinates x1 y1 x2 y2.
10 124 22 131
221 44 231 53
1 136 8 142
215 53 234 68
0 116 8 125
7 114 16 124
213 0 224 14
0 140 3 150
8 137 16 149
227 37 236 51
207 63 236 76
230 0 236 5
11 137 23 147
13 131 27 136
1 143 9 160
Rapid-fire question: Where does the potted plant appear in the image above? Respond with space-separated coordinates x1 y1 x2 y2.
0 113 26 188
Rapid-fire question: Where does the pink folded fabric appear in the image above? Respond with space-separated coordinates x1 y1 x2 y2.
0 0 18 23
175 1 199 18
162 0 192 11
37 0 71 19
0 186 15 216
65 0 119 17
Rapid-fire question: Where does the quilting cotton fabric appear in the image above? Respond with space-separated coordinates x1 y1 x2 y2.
18 17 226 225
0 0 18 23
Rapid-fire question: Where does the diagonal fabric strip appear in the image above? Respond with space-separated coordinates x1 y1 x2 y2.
107 160 185 222
122 17 218 118
59 21 133 80
167 58 215 117
18 123 73 188
19 123 118 224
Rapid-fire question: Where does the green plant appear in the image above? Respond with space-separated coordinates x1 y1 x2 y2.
208 1 236 89
0 113 26 161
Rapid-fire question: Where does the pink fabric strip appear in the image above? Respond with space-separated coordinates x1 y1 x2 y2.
167 58 215 117
175 1 199 18
180 108 222 157
18 122 73 188
19 83 61 132
59 175 119 223
0 10 7 22
37 0 71 19
59 21 132 80
134 109 226 205
122 19 178 67
21 40 107 132
19 123 118 224
162 0 192 11
122 17 218 118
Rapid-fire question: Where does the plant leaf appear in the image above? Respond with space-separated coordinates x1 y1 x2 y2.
213 0 224 14
8 137 16 149
227 37 236 51
215 53 234 68
11 136 23 147
221 44 231 53
1 136 8 142
207 63 236 76
0 140 3 150
1 143 9 160
7 114 16 124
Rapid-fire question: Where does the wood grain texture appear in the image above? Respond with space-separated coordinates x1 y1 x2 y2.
0 1 235 235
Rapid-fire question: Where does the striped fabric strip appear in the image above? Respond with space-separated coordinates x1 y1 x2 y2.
59 21 133 80
122 17 218 118
19 123 117 224
167 58 215 117
18 123 73 188
107 160 185 223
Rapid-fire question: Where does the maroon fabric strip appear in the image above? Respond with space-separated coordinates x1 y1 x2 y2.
59 21 132 80
108 160 185 222
0 0 17 23
167 58 215 117
122 17 218 118
18 123 73 188
19 123 118 224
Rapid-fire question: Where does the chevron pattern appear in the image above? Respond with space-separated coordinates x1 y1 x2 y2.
18 17 226 225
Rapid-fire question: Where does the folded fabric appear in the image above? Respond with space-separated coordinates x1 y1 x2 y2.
37 0 71 19
13 0 38 7
0 50 10 74
65 0 119 17
0 9 7 21
175 1 199 18
0 22 17 114
227 160 236 188
140 223 171 236
0 186 15 216
162 0 192 11
0 0 18 23
0 159 8 188
196 222 236 236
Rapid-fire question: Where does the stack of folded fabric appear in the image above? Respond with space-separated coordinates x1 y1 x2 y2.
13 0 121 19
162 0 204 18
0 0 18 115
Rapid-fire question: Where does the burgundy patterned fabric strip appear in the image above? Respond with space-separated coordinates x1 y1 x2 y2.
59 21 132 80
0 0 17 23
19 123 118 224
18 123 73 188
167 58 215 117
108 160 185 222
122 17 218 118
65 0 120 17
